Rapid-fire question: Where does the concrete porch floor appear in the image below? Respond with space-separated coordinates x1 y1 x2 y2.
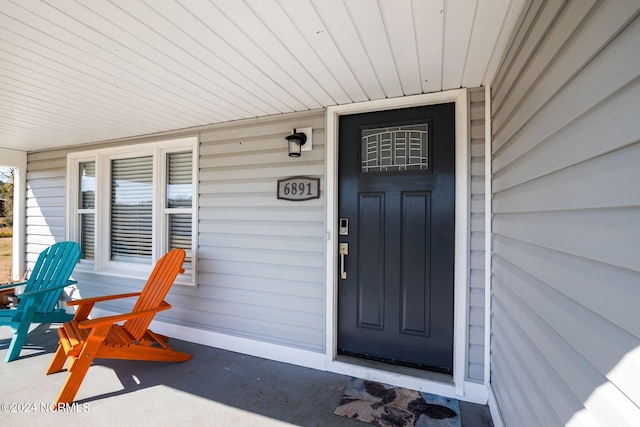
0 323 493 426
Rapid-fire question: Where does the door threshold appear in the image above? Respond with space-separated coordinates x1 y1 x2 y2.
334 354 454 385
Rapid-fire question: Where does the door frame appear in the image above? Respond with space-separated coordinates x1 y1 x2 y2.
325 89 471 399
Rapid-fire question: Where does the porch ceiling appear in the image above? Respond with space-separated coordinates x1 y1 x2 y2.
0 0 526 152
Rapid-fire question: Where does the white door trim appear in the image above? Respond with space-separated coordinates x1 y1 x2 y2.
324 89 475 400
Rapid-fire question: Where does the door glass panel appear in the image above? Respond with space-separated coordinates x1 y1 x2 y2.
361 124 429 173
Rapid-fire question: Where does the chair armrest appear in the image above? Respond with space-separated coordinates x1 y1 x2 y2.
18 280 78 297
76 301 172 329
0 281 26 291
66 292 142 307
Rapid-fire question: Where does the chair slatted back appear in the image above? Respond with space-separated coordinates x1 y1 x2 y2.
20 242 81 312
123 249 185 340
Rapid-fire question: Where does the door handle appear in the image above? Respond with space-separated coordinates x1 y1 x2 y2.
339 243 349 279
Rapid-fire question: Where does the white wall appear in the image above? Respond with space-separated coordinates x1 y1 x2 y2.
194 111 327 351
490 1 640 425
468 87 486 383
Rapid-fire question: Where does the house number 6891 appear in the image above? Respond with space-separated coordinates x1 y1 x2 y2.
277 177 320 201
283 182 311 196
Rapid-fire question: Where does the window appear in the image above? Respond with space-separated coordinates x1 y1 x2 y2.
67 137 198 285
79 161 95 260
111 155 153 263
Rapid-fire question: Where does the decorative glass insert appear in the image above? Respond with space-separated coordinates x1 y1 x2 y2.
361 124 429 172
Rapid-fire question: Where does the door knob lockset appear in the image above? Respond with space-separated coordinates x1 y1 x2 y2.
339 243 349 279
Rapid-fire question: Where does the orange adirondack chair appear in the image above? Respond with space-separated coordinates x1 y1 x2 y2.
46 249 191 405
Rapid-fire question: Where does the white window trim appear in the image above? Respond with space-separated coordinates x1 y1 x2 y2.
66 136 198 286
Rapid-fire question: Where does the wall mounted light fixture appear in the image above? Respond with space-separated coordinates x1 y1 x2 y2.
285 127 312 157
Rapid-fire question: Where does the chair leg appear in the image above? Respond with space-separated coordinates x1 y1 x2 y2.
46 345 68 374
4 321 31 362
54 353 94 406
52 325 109 406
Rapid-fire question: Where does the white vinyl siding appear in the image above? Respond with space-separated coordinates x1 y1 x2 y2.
25 150 68 266
197 111 326 351
490 1 640 426
468 87 486 383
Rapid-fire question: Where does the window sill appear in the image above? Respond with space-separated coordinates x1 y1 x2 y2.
74 263 196 287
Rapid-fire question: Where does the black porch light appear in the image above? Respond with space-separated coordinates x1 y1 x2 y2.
285 128 307 157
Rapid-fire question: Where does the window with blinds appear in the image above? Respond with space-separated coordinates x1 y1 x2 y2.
166 151 192 270
111 156 153 264
79 161 95 260
68 136 197 284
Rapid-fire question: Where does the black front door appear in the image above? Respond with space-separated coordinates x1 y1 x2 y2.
337 103 455 373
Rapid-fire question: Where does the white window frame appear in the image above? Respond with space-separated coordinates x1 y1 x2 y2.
66 136 198 286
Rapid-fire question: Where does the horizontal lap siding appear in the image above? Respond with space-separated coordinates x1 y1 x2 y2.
490 1 640 426
24 111 327 353
25 150 68 266
468 87 486 382
196 112 326 351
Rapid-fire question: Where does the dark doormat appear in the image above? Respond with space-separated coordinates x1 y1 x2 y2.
335 378 461 426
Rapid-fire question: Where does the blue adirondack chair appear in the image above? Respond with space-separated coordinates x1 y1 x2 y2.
0 241 81 362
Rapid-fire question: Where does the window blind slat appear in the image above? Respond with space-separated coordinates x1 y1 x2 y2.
80 161 95 209
167 152 193 271
167 152 192 208
80 213 94 260
74 146 195 275
111 156 153 264
79 161 95 260
169 214 192 270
